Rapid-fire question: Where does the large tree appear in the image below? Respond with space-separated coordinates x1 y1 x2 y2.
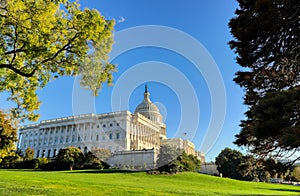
0 0 115 121
0 110 18 164
56 146 84 170
229 0 300 163
215 148 244 179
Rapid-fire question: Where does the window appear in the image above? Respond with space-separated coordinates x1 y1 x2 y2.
110 123 113 127
103 124 106 128
97 125 99 128
96 135 99 141
116 123 119 126
109 133 113 140
116 133 120 139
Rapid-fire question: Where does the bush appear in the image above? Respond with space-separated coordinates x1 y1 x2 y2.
12 158 49 170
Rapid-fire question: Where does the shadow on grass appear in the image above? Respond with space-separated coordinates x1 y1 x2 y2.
1 168 143 174
249 186 300 195
261 187 300 193
68 169 143 174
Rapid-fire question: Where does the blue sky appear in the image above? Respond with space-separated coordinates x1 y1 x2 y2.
1 0 247 161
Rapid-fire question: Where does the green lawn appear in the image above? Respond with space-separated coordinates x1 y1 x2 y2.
0 169 299 195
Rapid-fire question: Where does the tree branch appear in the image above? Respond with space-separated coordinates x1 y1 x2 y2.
0 64 37 77
38 33 80 65
5 48 26 55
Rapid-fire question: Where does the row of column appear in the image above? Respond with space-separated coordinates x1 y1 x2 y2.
129 122 159 148
22 123 98 148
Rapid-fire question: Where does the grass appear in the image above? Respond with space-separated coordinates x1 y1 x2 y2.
0 169 299 195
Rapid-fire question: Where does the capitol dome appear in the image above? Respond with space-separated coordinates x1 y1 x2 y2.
135 85 163 123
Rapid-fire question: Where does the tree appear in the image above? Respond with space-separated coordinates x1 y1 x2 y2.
291 166 300 182
83 151 103 169
90 148 111 162
0 0 115 121
24 147 34 161
235 89 300 162
55 146 84 170
156 145 201 174
177 152 201 172
157 145 182 173
229 0 300 163
0 110 18 164
215 148 244 179
238 155 269 182
263 158 290 179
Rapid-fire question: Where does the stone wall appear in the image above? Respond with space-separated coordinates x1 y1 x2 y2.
107 149 157 170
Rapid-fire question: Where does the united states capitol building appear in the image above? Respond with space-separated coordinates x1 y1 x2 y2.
18 85 204 169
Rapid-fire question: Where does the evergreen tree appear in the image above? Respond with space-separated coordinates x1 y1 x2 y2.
229 0 300 163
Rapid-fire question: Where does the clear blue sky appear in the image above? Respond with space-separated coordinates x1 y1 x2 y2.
2 0 247 161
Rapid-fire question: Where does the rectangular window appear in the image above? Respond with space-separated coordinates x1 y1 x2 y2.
109 133 113 140
110 123 113 127
96 135 99 141
116 133 120 139
103 124 106 128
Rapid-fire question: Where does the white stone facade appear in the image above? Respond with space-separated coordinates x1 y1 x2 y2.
18 111 163 158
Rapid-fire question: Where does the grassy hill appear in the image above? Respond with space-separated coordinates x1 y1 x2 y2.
0 169 299 195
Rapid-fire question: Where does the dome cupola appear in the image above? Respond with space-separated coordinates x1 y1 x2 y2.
135 85 163 123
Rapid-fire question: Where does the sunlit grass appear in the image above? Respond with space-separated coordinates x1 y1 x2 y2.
0 169 299 195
